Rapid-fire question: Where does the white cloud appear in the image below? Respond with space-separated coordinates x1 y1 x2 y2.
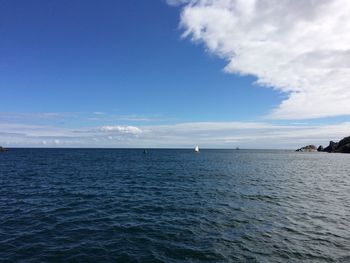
175 0 350 119
100 125 142 135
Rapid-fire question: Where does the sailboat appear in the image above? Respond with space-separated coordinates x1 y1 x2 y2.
194 145 199 153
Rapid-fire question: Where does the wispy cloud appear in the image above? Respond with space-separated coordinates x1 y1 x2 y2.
173 0 350 119
166 0 190 6
1 121 350 148
0 112 167 125
0 112 79 121
99 125 142 135
87 114 169 123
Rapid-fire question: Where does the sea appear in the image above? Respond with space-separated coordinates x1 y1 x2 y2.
0 148 349 262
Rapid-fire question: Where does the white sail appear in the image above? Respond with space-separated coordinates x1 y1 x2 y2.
195 145 199 152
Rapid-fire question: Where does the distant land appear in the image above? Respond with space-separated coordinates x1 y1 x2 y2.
0 146 8 152
296 135 350 153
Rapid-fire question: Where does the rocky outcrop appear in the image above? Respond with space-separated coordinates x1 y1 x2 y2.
323 141 338 153
0 146 8 152
296 145 317 152
336 136 350 153
299 136 350 154
317 145 324 152
322 136 350 153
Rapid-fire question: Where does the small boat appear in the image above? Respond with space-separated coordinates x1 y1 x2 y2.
194 145 199 153
236 147 240 150
143 149 148 154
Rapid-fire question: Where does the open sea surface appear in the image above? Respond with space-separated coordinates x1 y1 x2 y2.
0 149 349 262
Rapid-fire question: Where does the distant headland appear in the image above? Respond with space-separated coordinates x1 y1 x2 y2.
0 146 8 152
296 135 350 153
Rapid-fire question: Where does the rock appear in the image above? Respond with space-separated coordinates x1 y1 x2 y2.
317 145 324 152
323 141 338 153
297 136 350 154
338 143 350 153
322 136 350 153
333 136 350 153
0 146 8 152
296 145 317 152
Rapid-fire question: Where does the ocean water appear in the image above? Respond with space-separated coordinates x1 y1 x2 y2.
0 149 349 262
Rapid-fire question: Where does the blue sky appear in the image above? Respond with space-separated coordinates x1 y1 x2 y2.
1 0 350 148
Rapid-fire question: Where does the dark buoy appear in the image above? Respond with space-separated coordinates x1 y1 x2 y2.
143 149 148 154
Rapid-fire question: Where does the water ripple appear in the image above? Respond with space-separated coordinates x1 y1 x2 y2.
1 149 350 262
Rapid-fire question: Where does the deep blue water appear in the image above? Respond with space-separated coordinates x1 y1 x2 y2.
0 149 349 262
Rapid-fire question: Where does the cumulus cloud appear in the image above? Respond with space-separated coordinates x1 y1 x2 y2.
175 0 350 119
